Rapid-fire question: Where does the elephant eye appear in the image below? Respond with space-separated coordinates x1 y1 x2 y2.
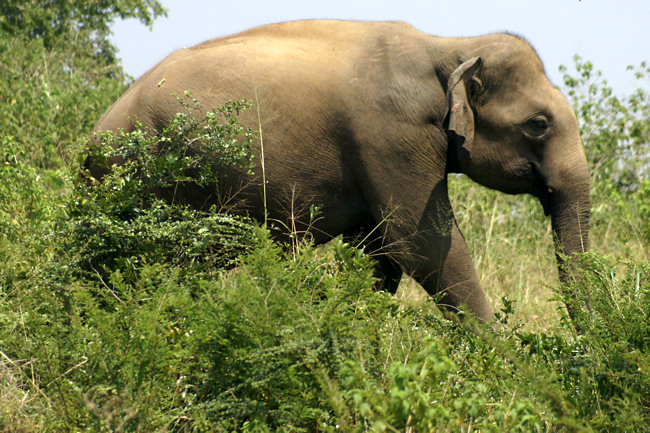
524 116 550 138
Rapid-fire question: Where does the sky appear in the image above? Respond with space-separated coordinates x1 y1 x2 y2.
110 0 650 96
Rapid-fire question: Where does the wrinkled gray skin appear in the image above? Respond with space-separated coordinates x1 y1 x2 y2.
90 20 590 321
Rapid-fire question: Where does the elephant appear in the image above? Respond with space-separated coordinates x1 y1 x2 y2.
88 20 590 321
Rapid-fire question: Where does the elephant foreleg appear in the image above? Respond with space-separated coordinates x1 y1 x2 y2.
426 221 493 321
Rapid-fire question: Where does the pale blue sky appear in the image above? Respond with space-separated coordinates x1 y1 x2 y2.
110 0 649 95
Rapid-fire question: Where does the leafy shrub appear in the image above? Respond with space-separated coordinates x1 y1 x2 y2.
7 234 649 432
184 237 380 432
560 58 649 193
0 0 165 63
0 136 51 240
72 95 256 279
0 228 377 431
519 253 650 432
84 94 254 199
0 35 127 169
0 93 263 430
0 135 65 294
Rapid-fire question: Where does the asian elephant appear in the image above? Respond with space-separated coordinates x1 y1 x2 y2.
88 20 590 321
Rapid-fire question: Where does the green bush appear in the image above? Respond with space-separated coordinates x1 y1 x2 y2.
520 253 650 432
73 96 256 279
0 0 165 63
5 233 648 431
0 35 126 169
560 58 649 193
0 0 165 171
1 226 379 431
0 136 52 240
0 98 263 430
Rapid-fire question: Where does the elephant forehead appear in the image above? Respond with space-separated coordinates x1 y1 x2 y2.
480 74 573 123
468 35 549 91
481 35 545 72
478 93 551 126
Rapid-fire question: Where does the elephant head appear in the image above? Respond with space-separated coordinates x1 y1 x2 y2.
445 37 590 286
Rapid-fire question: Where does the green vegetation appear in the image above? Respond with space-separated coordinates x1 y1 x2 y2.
1 3 648 431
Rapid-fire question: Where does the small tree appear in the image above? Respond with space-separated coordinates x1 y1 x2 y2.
560 56 649 193
0 0 166 65
0 0 165 169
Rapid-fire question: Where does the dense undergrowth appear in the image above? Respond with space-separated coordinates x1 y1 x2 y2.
1 3 649 431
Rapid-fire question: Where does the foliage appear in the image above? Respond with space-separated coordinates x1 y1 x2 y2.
0 30 127 169
560 57 649 192
0 136 53 241
72 97 256 278
0 95 262 431
85 94 254 195
523 253 650 432
0 0 166 64
4 229 648 431
0 0 165 169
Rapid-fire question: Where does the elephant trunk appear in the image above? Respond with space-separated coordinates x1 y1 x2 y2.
547 164 590 318
550 182 590 277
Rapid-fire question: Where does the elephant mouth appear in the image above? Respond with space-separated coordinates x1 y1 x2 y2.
531 163 553 216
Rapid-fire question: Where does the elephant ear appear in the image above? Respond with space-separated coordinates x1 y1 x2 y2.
445 56 483 149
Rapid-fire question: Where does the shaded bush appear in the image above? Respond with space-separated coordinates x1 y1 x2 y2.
72 96 256 279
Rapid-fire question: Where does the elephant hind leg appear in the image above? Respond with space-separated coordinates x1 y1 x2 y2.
369 252 403 294
343 225 403 294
